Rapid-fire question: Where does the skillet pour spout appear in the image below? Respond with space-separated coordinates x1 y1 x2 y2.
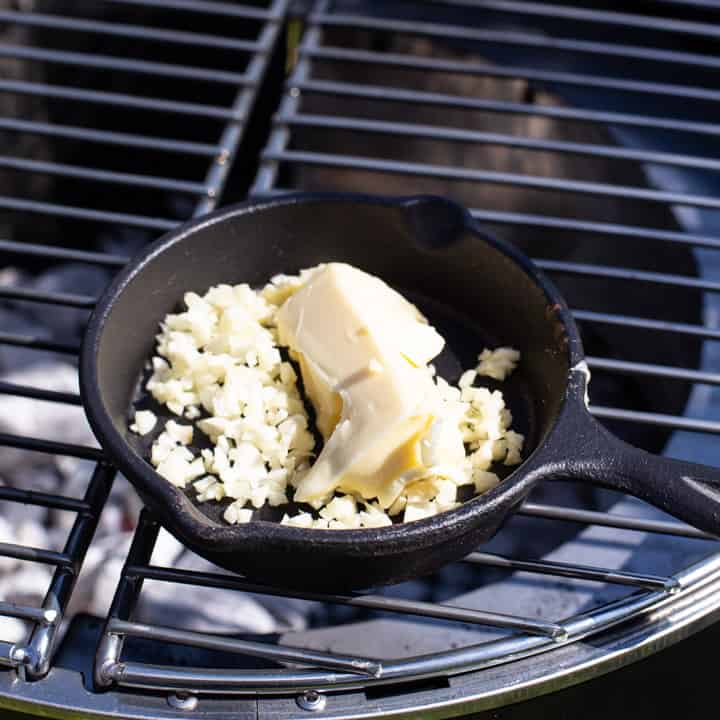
80 193 720 591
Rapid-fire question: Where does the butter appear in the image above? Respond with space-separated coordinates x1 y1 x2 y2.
277 263 445 505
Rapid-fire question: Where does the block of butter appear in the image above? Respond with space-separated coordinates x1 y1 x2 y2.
277 263 446 507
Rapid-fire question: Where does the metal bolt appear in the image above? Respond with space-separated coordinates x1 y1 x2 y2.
296 690 326 712
10 646 28 665
167 692 198 711
10 646 32 682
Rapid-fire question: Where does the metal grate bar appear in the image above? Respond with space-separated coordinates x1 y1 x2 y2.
0 333 79 355
0 465 117 676
587 357 720 386
0 487 89 513
0 433 104 461
537 260 720 293
0 196 176 230
591 406 720 434
518 502 717 540
0 10 264 54
571 310 720 341
281 112 720 173
0 239 128 268
0 641 18 668
91 518 158 687
0 601 55 624
0 541 71 568
99 556 720 694
99 509 396 692
464 552 678 591
0 155 207 194
468 209 720 252
109 619 383 677
263 149 720 210
0 44 251 86
0 78 238 120
103 0 279 21
0 381 81 405
7 269 715 314
0 286 96 309
129 551 692 598
255 188 720 251
295 79 720 138
125 562 565 638
96 511 162 689
193 13 285 214
438 0 720 38
309 12 720 72
302 45 720 106
21 464 115 678
657 0 720 7
0 117 219 156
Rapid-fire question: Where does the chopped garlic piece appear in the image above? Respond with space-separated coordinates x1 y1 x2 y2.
224 501 253 525
185 406 201 420
319 495 357 522
166 419 193 445
156 449 204 488
473 470 500 493
504 430 524 465
281 512 314 528
404 501 438 523
476 347 520 381
130 410 157 436
359 509 392 528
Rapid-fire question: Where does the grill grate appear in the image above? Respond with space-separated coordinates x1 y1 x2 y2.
0 0 288 684
244 0 720 704
1 1 720 718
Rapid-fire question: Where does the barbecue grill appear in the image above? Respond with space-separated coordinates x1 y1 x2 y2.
1 1 720 718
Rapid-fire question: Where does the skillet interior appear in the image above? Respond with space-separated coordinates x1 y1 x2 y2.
86 195 573 588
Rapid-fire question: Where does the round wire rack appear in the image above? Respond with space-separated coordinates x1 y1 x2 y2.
1 1 720 718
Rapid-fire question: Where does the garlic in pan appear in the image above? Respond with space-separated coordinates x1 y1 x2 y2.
129 409 157 436
134 263 524 528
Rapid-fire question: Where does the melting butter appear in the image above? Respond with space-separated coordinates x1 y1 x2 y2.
276 263 445 505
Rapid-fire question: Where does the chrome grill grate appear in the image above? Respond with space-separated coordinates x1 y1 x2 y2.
0 0 288 688
2 1 720 718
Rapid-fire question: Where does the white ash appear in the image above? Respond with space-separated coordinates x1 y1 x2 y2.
0 262 318 647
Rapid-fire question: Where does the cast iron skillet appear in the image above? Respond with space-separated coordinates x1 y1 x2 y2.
80 193 720 591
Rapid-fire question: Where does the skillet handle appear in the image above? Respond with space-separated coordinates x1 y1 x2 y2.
553 408 720 535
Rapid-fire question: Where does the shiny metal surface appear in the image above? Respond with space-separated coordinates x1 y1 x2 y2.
0 552 719 718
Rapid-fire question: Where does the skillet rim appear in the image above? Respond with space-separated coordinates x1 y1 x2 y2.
80 192 585 556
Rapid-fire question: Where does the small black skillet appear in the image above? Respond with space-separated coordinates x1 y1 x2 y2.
80 193 720 591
